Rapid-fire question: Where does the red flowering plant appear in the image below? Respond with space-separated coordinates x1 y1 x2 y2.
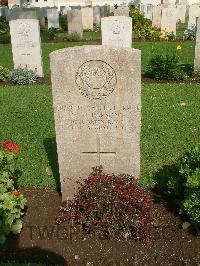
0 140 26 244
56 167 154 241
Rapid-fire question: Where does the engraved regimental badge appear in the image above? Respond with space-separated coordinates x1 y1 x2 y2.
75 60 117 100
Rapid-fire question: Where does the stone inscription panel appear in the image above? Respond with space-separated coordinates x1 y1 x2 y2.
55 104 135 132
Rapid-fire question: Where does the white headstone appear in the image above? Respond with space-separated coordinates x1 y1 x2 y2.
9 19 43 77
194 17 200 71
50 45 141 201
47 8 59 29
152 5 162 28
176 4 187 23
81 7 93 31
93 6 101 24
188 4 200 29
161 5 177 34
67 9 83 37
143 4 153 20
101 16 132 48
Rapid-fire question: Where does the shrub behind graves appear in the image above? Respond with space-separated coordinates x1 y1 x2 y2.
0 17 10 42
129 7 152 40
159 146 200 231
59 14 68 31
0 66 9 81
0 141 26 244
9 68 38 85
56 168 154 240
146 47 185 80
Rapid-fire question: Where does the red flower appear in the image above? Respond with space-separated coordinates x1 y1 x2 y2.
135 21 141 29
2 141 20 153
13 190 20 197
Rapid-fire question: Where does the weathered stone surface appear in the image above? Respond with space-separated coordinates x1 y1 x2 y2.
114 6 129 17
67 9 83 37
81 7 93 30
47 8 59 29
161 5 177 34
152 5 161 28
50 45 141 201
9 19 43 77
194 17 200 71
101 16 132 48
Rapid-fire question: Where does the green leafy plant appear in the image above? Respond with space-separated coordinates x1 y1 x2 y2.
183 26 196 41
0 17 10 42
9 68 38 85
0 141 26 244
146 46 186 80
59 14 68 32
56 169 154 240
0 66 9 81
164 145 200 231
46 27 58 40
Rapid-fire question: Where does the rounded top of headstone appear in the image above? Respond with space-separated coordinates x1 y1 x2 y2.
50 45 140 57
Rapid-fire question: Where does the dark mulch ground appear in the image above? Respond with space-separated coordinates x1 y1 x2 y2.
1 76 200 87
0 189 199 265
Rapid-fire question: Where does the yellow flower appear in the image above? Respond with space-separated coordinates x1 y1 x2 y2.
165 36 169 41
150 30 155 34
176 45 182 50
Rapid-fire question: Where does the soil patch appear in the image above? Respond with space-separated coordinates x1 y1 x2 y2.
1 76 200 87
0 189 199 265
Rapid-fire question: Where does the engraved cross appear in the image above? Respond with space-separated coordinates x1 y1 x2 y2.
82 135 116 166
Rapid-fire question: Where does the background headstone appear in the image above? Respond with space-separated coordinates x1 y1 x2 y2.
93 6 101 24
188 4 200 29
114 6 129 17
9 19 43 77
50 45 141 201
176 4 186 23
143 4 153 20
67 9 83 37
161 5 177 34
101 16 132 48
194 17 200 71
152 5 162 28
81 7 93 30
47 8 59 29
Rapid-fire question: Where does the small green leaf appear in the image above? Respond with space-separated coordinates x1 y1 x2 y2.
182 222 191 230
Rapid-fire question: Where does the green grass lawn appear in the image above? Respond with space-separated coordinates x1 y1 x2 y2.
1 83 200 190
0 41 195 76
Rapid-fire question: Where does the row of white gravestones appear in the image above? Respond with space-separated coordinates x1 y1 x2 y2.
50 14 138 201
9 19 43 77
145 4 186 30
